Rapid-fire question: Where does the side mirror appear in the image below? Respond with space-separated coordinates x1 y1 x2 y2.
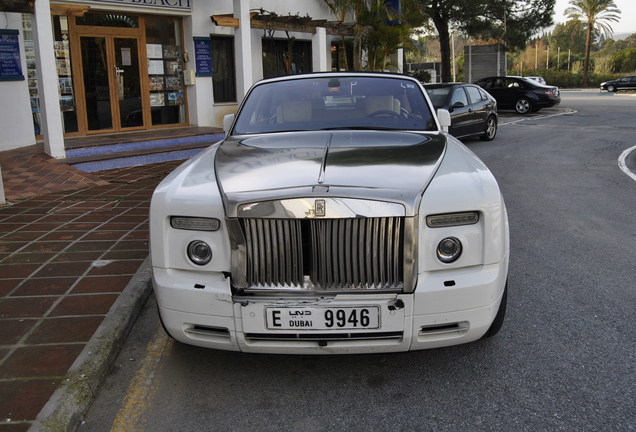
450 101 465 112
223 114 235 136
437 109 451 133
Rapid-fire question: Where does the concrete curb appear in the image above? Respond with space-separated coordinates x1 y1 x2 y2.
29 257 153 432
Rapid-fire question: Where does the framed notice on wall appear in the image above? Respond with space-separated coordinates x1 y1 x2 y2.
0 30 24 81
193 37 212 77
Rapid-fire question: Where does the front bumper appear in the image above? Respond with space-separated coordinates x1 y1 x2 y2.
153 253 508 354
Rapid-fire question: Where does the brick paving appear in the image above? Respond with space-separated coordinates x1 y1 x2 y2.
0 149 186 431
0 146 109 202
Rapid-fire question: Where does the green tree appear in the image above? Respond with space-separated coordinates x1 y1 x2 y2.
548 21 587 57
564 0 621 87
612 47 636 73
598 33 636 55
362 0 427 71
418 0 555 82
323 0 355 70
323 0 425 71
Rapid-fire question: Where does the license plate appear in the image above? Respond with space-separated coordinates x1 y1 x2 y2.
265 306 380 330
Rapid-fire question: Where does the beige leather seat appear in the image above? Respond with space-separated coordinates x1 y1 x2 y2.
364 95 401 115
277 100 312 123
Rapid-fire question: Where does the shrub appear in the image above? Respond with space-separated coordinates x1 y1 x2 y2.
408 69 433 83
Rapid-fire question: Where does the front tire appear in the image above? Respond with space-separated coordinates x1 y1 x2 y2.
607 85 616 92
515 98 532 114
480 115 497 141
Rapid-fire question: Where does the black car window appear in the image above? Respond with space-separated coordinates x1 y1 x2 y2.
493 78 506 88
476 79 493 89
465 86 484 104
450 88 469 106
619 77 629 83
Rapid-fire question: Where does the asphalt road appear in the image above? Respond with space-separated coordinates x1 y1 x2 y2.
81 90 636 432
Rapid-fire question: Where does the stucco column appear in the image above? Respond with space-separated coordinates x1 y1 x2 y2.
312 27 329 72
234 0 253 99
396 48 403 73
32 0 65 158
183 14 214 127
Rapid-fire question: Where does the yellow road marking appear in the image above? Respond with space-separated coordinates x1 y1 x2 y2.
110 326 172 432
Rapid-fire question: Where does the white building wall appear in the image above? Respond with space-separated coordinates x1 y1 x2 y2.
0 13 38 152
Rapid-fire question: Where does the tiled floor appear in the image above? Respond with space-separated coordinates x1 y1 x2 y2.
0 144 188 431
0 145 109 202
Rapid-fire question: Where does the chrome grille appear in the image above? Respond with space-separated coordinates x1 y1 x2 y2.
240 217 404 290
242 219 304 287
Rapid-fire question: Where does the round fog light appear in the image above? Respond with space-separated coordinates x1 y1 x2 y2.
437 237 462 263
187 240 212 265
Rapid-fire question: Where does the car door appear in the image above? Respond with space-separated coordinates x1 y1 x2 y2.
502 78 528 108
465 85 489 134
479 77 512 109
615 76 630 90
448 87 472 137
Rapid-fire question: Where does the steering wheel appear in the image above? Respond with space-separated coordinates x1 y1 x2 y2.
366 110 402 118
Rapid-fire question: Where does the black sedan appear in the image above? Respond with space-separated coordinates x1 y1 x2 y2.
600 75 636 92
474 76 560 114
424 83 498 141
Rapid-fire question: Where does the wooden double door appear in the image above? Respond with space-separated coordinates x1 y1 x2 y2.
71 24 148 133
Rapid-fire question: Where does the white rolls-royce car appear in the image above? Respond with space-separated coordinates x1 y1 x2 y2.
150 72 510 354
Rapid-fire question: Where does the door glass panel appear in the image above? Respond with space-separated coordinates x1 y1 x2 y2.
81 36 112 131
115 38 143 128
145 16 186 126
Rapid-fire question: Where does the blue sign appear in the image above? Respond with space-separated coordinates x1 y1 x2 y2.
0 30 24 81
193 37 212 77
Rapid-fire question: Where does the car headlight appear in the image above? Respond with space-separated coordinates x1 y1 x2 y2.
426 212 479 228
187 240 213 265
436 237 462 263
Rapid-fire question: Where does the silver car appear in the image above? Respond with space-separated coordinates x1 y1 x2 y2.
525 76 546 85
150 72 510 354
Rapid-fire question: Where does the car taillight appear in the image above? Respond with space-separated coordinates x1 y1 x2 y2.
544 88 558 97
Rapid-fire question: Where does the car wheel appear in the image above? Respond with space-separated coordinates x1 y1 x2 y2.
480 115 497 141
482 281 507 338
607 85 616 92
515 98 532 114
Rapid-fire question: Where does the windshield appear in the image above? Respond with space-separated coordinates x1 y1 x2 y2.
233 76 436 135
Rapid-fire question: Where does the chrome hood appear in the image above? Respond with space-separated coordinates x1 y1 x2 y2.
215 131 446 217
